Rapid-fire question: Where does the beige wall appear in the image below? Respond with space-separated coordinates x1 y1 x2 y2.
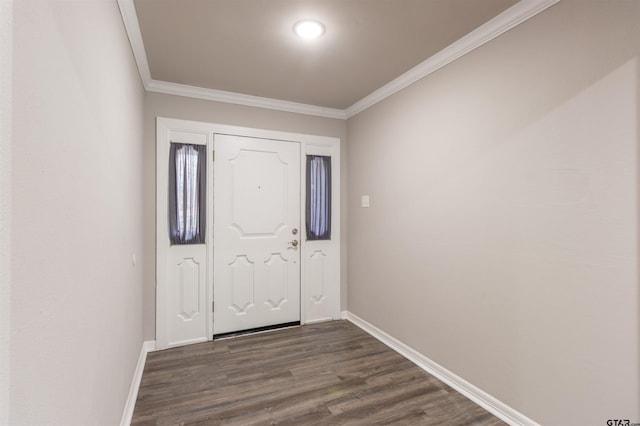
0 0 12 423
10 1 145 424
347 1 640 424
143 92 348 340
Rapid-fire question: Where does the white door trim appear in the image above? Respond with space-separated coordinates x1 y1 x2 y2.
156 117 341 349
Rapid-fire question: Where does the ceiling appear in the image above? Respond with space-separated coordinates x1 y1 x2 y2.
122 0 556 118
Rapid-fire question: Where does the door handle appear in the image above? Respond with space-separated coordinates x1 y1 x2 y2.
289 239 299 248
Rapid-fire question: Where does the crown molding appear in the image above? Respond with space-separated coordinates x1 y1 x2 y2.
116 0 345 119
117 0 151 87
146 80 347 120
344 0 560 118
118 0 559 121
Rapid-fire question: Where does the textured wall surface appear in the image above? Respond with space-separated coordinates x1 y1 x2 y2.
10 1 145 424
347 1 640 424
143 92 348 340
0 1 12 423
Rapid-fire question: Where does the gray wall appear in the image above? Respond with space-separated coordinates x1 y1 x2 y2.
143 92 348 340
10 1 145 424
346 1 640 424
0 0 12 423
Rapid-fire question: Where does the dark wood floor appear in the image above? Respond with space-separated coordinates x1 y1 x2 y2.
132 320 505 425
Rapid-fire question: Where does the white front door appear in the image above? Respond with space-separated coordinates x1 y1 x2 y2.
213 134 301 335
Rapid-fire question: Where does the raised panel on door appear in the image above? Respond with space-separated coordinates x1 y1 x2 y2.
167 245 207 347
303 243 337 322
214 134 300 335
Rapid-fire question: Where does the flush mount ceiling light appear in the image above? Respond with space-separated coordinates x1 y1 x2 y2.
293 20 325 39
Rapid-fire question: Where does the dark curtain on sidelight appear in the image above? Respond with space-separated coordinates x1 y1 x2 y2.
306 155 331 240
168 143 206 244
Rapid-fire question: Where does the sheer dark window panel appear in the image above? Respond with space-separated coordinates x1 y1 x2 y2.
168 143 206 244
306 155 331 240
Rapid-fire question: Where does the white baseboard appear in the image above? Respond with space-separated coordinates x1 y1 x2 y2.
144 340 156 352
120 340 155 426
343 311 540 426
340 310 348 320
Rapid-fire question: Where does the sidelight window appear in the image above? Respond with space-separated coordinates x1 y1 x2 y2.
306 155 331 240
168 143 206 244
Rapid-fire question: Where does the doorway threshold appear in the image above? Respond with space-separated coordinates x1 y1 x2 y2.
213 321 301 340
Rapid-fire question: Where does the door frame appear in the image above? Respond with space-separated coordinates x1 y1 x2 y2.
156 117 341 349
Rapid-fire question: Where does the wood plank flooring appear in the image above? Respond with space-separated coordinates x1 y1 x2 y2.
132 320 506 425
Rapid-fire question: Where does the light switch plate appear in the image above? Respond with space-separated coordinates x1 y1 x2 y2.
361 195 370 208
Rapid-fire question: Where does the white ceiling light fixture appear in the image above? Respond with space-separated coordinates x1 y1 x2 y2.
293 20 325 39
